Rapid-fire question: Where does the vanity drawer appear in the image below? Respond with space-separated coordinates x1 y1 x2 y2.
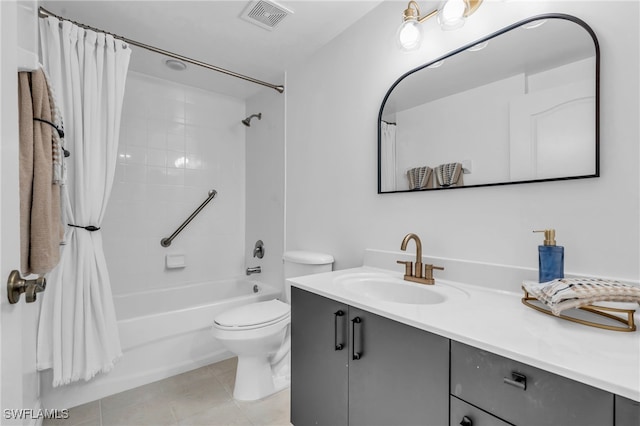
450 341 613 426
450 396 512 426
615 395 640 426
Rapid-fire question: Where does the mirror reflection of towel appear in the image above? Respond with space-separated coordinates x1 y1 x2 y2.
407 166 433 190
435 163 464 188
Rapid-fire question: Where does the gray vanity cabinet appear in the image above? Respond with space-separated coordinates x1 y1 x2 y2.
291 287 348 426
450 341 614 426
615 395 640 426
291 287 449 426
348 305 449 426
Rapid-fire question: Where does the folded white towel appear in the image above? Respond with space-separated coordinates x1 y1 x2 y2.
523 278 640 315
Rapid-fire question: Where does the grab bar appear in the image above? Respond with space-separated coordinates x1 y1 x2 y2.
160 189 217 247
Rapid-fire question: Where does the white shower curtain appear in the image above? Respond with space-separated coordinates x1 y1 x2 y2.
380 121 397 192
37 17 131 386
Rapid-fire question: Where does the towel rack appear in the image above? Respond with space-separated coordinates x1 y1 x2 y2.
161 189 217 247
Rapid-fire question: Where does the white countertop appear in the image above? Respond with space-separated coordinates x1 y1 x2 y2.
289 265 640 402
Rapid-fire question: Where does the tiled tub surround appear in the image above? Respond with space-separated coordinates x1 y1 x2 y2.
103 71 247 296
289 249 640 402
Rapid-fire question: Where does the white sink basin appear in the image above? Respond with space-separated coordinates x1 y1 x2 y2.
335 272 466 305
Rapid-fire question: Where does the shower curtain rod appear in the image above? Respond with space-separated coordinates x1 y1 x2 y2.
38 7 285 94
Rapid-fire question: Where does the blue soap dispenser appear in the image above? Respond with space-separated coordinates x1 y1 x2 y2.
533 229 564 283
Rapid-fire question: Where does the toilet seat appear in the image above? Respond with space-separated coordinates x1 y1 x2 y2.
214 299 290 331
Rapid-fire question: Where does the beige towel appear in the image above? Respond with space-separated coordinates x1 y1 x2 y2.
18 69 63 275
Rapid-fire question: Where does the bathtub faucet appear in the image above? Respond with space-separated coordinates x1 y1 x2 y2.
246 266 261 275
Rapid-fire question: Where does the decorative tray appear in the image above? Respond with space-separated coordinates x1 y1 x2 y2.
521 287 637 332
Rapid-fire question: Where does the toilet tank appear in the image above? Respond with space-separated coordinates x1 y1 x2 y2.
283 251 334 302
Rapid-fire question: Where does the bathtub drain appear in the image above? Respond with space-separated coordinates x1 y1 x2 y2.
253 284 259 293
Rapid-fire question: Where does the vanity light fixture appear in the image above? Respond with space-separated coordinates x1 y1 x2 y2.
438 0 483 30
397 1 437 51
397 0 484 51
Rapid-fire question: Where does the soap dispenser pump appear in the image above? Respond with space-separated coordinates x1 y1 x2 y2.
533 229 564 283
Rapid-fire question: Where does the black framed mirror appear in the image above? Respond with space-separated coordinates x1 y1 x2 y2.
378 14 599 193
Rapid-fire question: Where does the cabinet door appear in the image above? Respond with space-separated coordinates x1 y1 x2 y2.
291 288 349 426
348 307 449 426
615 395 640 426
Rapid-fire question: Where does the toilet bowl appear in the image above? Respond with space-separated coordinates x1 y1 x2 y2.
212 299 290 401
211 251 334 401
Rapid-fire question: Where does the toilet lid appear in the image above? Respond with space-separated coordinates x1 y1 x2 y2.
214 299 290 328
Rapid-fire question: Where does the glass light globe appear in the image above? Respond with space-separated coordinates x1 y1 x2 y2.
438 0 467 30
397 19 423 51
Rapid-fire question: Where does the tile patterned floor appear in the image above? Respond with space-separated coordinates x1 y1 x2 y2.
43 358 291 426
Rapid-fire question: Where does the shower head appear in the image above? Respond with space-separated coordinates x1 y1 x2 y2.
242 113 262 127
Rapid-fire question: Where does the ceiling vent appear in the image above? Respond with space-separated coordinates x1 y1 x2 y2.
240 0 293 31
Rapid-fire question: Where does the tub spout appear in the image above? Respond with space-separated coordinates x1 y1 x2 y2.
246 266 261 275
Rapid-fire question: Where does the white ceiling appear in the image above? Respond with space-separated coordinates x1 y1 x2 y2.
41 0 385 99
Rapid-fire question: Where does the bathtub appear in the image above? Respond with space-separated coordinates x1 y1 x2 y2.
40 278 281 410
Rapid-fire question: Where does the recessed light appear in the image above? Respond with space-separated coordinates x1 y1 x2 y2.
165 59 187 71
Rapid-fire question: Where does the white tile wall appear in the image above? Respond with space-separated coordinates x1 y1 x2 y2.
103 72 246 296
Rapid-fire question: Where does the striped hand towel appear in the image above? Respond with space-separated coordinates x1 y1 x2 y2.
407 166 433 190
435 162 463 187
523 278 640 316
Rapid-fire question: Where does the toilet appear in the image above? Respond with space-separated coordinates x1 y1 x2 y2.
212 250 334 401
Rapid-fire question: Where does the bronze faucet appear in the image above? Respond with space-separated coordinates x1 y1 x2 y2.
397 233 444 285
